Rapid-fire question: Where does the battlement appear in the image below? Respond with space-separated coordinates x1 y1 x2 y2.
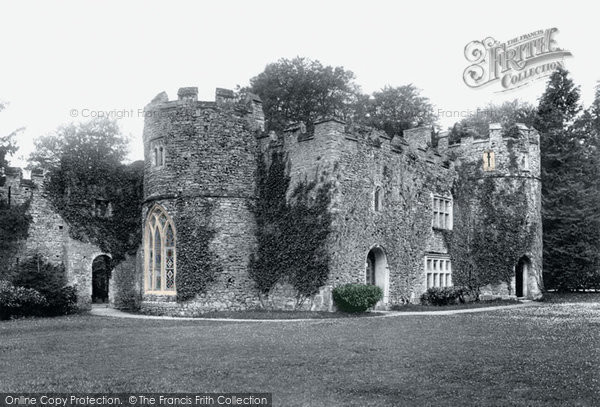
0 166 45 206
444 123 540 178
446 123 539 149
274 118 451 169
0 166 45 187
145 87 262 111
143 87 265 142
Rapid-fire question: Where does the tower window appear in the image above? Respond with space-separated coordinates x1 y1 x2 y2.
152 142 166 168
483 150 495 171
521 154 530 171
374 186 383 212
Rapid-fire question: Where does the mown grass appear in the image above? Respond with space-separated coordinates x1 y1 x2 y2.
391 298 521 312
134 310 383 319
1 293 599 406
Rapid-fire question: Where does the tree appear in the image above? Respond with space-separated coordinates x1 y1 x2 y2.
536 68 600 290
362 85 436 137
534 68 582 134
249 57 360 132
0 102 24 169
29 118 127 172
29 118 142 262
448 100 536 143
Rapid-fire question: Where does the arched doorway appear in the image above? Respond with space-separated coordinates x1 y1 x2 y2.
365 246 389 304
92 255 112 303
515 256 529 298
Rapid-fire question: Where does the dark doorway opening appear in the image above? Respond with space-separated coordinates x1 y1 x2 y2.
366 250 376 285
515 256 528 298
92 255 112 303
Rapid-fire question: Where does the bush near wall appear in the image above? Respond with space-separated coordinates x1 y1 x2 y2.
9 254 78 316
420 286 476 306
332 284 383 312
0 281 47 320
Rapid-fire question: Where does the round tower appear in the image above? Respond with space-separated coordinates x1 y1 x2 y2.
450 123 543 299
140 87 264 313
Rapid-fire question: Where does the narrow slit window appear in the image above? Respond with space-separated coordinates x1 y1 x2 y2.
483 150 495 171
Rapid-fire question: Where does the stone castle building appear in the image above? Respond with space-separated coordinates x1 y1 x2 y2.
138 87 543 315
0 86 543 314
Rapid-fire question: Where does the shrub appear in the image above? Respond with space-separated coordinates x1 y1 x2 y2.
45 286 78 316
11 255 78 316
0 281 47 320
333 284 383 312
12 254 67 295
420 286 476 306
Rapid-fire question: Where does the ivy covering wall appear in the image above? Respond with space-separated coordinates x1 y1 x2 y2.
45 161 144 262
445 163 536 291
249 151 332 307
174 200 221 302
0 200 31 279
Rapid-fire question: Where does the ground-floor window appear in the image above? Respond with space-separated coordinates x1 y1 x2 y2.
144 204 176 294
425 255 451 289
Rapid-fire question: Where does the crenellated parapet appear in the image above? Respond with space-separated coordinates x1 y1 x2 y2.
0 166 45 206
444 123 541 179
260 118 456 183
142 87 265 202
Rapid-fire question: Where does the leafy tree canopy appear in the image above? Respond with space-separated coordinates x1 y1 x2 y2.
248 57 436 138
249 57 360 133
361 84 436 137
448 100 537 144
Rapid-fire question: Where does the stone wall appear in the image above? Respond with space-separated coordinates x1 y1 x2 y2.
279 120 455 306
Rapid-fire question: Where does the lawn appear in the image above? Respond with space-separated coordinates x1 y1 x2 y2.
1 293 600 406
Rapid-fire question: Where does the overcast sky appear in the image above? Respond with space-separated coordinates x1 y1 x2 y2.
0 0 598 168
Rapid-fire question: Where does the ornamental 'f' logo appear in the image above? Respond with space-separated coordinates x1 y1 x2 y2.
463 28 572 92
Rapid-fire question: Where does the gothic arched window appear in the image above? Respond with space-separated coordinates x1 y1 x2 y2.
144 205 176 294
152 142 166 167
